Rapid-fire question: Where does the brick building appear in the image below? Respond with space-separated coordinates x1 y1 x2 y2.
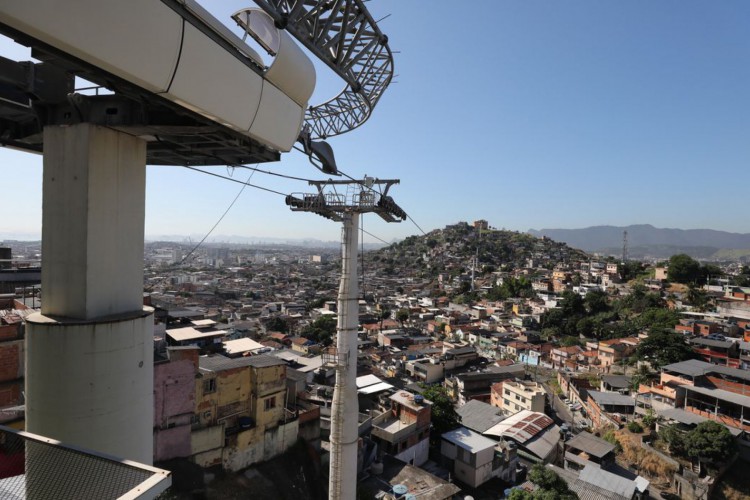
0 298 30 426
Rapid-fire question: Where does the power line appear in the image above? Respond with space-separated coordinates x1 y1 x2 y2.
231 163 320 183
361 228 389 245
147 168 257 291
406 214 428 236
184 166 288 197
179 170 256 264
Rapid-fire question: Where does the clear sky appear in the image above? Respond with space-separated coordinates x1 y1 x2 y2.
1 1 749 244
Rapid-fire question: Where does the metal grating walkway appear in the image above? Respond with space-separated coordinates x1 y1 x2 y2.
0 425 170 500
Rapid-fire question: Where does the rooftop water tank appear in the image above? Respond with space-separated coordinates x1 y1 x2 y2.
392 484 408 497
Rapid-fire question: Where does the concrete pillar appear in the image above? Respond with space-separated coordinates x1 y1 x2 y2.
39 124 146 319
25 124 153 464
329 212 360 500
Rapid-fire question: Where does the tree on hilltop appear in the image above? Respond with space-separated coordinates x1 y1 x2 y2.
636 328 694 369
667 254 702 284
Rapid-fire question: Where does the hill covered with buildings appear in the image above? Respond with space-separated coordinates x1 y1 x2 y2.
368 221 591 289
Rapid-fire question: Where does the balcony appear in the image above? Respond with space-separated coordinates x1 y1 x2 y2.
0 425 170 499
639 383 677 400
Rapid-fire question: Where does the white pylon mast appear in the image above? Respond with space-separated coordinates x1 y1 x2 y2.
330 211 360 499
287 177 405 500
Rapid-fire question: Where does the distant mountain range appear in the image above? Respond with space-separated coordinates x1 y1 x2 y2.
528 224 750 261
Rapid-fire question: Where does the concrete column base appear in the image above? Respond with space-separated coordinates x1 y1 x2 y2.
25 308 154 464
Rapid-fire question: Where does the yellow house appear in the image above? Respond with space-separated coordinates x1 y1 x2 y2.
191 354 297 471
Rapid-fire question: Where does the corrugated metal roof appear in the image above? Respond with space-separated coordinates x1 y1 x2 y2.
588 390 635 407
456 400 505 433
546 464 631 500
523 424 560 461
484 410 554 443
358 382 394 395
601 375 631 389
681 384 750 408
658 407 707 426
565 432 615 458
167 327 227 342
662 359 750 383
579 464 637 499
222 337 264 354
245 354 288 368
662 359 713 376
690 338 734 348
356 374 383 388
442 427 497 453
199 353 285 372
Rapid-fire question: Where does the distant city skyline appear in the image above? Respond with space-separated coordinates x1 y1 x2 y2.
2 1 749 243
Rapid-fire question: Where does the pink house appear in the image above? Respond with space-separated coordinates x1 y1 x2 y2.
153 346 199 462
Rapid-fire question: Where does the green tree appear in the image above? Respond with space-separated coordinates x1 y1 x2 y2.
420 385 460 443
602 429 623 453
306 296 330 311
668 254 703 284
576 317 595 337
642 410 656 429
265 316 288 334
396 308 410 326
379 307 391 330
561 336 583 347
702 264 723 284
630 364 654 393
560 291 585 317
486 277 535 301
302 315 337 346
627 421 643 433
584 290 610 315
634 307 679 331
684 421 736 469
636 328 695 369
659 424 686 456
686 285 710 311
542 309 565 330
619 261 645 281
616 284 663 314
508 464 579 500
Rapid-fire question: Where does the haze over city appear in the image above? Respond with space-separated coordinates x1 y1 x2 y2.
1 1 749 243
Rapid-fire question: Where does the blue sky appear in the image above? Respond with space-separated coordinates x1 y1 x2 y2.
2 1 749 243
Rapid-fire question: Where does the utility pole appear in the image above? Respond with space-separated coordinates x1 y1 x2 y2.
286 177 405 500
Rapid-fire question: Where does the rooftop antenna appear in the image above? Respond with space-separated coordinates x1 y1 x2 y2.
286 177 405 500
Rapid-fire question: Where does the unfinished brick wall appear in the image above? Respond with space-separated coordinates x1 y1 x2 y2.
0 342 23 383
0 324 19 341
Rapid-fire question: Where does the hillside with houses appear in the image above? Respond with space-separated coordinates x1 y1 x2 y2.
3 226 750 498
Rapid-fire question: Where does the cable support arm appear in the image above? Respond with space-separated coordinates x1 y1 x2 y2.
244 0 394 139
